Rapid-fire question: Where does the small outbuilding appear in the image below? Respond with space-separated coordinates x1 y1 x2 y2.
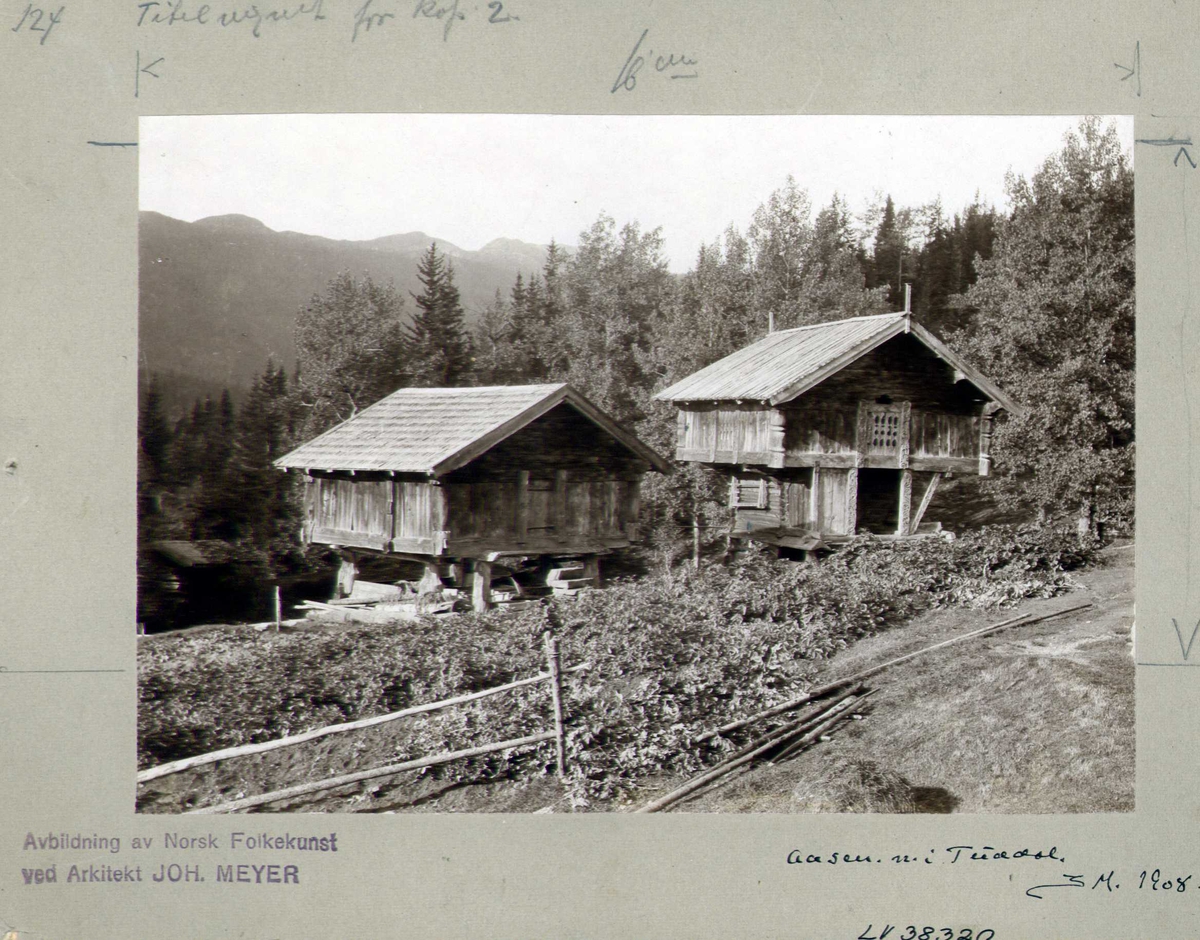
275 383 669 610
654 311 1024 552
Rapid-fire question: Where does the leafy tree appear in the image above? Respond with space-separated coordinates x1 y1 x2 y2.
952 118 1134 532
294 271 409 436
651 226 756 386
408 243 474 387
549 214 673 425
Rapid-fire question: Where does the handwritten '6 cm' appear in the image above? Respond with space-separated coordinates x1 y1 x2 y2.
611 28 698 93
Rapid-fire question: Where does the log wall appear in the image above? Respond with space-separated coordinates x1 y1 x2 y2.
301 403 649 557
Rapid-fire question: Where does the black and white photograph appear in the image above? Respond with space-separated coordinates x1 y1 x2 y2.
134 113 1135 816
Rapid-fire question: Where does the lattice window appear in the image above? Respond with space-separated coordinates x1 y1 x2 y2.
870 412 900 450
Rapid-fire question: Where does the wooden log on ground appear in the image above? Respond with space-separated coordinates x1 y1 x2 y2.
138 663 590 783
692 603 1093 745
185 731 556 815
771 691 876 762
634 695 865 814
696 685 865 772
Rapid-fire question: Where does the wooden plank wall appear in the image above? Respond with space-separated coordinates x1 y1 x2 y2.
782 404 858 456
307 478 392 539
678 404 774 463
817 468 853 536
909 412 981 459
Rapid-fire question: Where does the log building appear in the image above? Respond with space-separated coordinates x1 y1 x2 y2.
275 384 669 610
654 311 1023 552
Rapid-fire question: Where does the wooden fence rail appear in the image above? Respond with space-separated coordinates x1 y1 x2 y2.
186 732 557 815
139 660 588 784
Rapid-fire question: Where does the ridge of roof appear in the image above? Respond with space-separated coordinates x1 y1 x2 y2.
768 311 907 336
653 312 1023 416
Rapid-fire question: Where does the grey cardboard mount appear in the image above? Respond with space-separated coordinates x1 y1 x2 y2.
0 2 1193 937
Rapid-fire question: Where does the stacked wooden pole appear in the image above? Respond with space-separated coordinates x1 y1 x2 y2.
635 688 871 814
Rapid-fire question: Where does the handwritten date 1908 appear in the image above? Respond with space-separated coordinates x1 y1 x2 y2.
858 928 994 940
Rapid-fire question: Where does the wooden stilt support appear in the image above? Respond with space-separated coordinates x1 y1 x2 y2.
335 552 358 598
544 631 567 779
472 559 493 612
417 561 441 595
273 584 282 632
582 554 601 586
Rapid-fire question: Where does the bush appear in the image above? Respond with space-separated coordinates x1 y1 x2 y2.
138 523 1098 801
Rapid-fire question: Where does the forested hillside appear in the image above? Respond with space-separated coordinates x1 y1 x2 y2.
138 211 555 416
137 118 1134 629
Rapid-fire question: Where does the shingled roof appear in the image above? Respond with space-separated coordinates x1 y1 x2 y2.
654 312 1023 414
275 383 670 475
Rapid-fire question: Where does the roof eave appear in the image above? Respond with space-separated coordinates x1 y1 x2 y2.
908 322 1026 418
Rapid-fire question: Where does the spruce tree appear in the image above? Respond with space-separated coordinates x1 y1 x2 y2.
408 243 474 387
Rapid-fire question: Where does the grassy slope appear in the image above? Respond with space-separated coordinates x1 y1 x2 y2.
672 545 1134 814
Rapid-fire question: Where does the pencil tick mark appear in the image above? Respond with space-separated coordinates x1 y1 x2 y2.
1173 618 1200 659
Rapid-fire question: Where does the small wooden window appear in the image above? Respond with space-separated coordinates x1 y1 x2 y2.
870 412 901 450
730 476 768 509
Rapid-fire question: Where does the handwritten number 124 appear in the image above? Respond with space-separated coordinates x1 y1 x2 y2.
12 4 63 43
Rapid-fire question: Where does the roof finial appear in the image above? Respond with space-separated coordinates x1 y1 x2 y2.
904 283 911 315
768 310 775 334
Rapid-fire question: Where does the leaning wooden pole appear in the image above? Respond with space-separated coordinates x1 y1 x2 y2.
544 631 568 779
186 732 557 815
694 604 1092 745
139 664 589 783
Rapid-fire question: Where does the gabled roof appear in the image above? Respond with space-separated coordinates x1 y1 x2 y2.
653 312 1024 416
275 383 670 476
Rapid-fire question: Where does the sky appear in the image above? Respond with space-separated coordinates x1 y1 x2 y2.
140 114 1134 272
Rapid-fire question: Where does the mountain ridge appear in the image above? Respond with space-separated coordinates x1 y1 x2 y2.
139 211 562 417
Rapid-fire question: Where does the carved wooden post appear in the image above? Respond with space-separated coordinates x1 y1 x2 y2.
582 554 601 586
845 468 858 536
897 469 913 536
472 559 492 612
898 400 911 469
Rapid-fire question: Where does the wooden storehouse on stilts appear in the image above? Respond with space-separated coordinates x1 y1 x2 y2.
654 311 1024 554
275 384 669 611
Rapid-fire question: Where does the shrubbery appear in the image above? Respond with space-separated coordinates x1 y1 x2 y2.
138 523 1099 801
